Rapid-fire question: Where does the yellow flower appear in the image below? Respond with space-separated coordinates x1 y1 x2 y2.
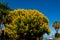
25 24 29 30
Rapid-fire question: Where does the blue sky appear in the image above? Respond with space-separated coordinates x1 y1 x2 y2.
0 0 60 38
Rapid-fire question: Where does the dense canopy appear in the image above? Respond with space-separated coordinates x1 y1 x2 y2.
5 9 51 39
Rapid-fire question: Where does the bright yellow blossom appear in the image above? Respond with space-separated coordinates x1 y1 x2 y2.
5 9 51 39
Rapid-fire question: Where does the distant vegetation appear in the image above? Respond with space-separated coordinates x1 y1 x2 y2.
52 21 60 38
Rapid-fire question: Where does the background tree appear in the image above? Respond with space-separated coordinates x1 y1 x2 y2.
5 9 51 40
52 21 60 33
0 2 12 24
52 21 60 38
0 2 12 40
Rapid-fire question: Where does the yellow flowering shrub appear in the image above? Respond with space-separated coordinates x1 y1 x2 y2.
5 9 51 39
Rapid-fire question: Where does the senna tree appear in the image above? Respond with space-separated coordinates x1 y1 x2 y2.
5 9 51 40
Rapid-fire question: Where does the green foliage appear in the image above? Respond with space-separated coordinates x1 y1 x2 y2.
0 2 12 24
55 33 60 38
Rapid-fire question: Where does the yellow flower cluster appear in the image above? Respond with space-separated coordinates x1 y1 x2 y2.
5 9 51 39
